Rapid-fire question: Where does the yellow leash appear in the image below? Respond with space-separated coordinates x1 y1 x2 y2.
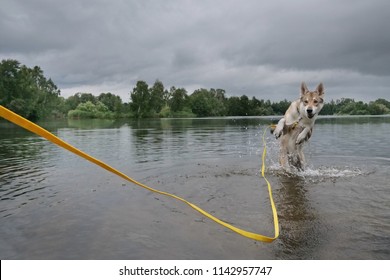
0 105 279 242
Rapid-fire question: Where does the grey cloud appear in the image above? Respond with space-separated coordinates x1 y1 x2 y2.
1 0 390 102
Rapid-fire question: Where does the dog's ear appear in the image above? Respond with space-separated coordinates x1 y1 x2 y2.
301 82 308 96
316 83 324 96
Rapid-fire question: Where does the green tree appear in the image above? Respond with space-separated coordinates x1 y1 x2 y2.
374 98 390 109
252 97 274 116
67 101 114 119
226 95 254 116
239 95 250 115
190 89 210 117
353 101 369 115
150 80 165 114
64 93 81 111
98 92 122 114
321 99 337 115
163 86 174 106
64 92 97 112
210 88 226 102
77 101 98 113
271 99 290 115
79 93 96 104
335 98 355 114
170 87 188 112
368 101 390 115
0 59 60 120
0 59 21 106
130 81 152 118
190 89 226 117
226 96 242 116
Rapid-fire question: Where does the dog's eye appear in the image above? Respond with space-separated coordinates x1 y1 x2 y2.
313 100 319 104
304 100 309 104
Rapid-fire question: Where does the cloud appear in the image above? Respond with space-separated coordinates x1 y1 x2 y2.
1 0 390 103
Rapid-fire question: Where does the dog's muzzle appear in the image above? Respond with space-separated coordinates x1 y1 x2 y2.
306 109 315 118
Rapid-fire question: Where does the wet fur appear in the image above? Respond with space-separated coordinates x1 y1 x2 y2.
272 82 324 172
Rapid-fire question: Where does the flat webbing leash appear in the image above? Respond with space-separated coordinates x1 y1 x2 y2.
0 105 279 243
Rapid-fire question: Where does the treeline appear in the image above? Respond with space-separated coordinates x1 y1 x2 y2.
128 80 390 117
320 98 390 115
1 59 390 120
0 59 61 120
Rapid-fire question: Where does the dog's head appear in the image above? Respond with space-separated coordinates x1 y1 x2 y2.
300 82 325 119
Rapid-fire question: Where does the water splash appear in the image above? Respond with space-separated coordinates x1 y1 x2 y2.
268 163 368 183
298 165 365 180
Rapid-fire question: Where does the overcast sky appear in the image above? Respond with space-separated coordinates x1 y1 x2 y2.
1 0 390 102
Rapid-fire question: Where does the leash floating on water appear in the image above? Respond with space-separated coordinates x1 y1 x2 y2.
0 105 279 242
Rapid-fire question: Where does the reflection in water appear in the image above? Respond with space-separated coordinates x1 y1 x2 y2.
130 120 167 164
274 173 323 259
128 118 257 166
67 118 116 129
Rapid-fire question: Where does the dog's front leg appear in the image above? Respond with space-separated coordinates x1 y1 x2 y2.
273 118 285 138
296 127 312 144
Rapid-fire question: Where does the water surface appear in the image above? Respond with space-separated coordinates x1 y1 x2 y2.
0 116 389 259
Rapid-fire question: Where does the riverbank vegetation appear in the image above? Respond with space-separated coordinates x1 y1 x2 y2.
1 59 390 120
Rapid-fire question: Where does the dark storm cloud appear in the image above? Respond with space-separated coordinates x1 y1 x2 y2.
1 0 390 102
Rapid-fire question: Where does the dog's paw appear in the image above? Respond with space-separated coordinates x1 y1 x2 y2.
273 123 284 139
295 131 309 145
296 133 305 145
273 127 282 139
296 128 312 145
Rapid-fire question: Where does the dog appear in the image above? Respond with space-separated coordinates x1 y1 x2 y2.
272 82 325 172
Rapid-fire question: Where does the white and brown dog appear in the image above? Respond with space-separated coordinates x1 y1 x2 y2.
272 82 325 172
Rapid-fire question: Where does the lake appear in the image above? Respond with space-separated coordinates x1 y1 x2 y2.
0 116 389 259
